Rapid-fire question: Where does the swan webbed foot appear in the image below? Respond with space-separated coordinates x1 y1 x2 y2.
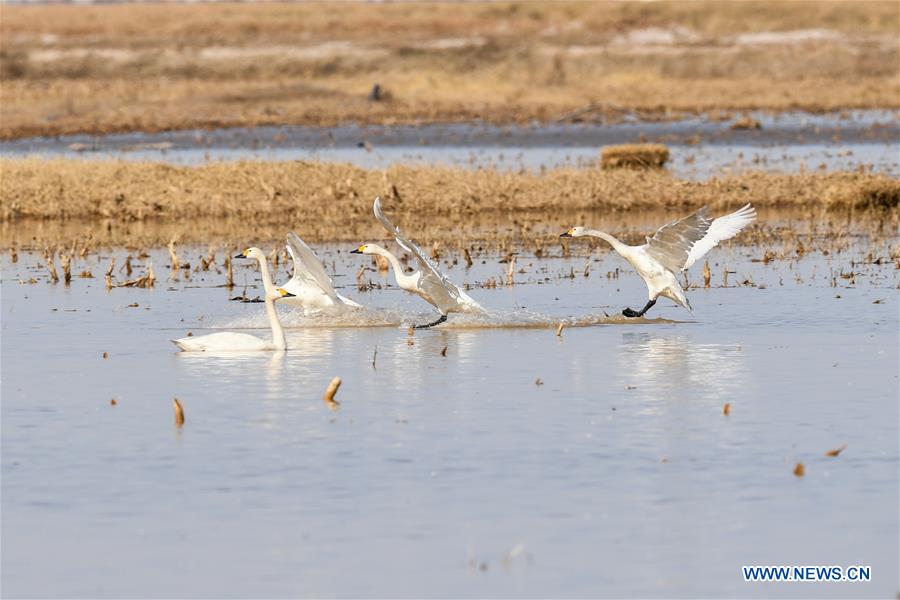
622 298 657 318
414 314 448 329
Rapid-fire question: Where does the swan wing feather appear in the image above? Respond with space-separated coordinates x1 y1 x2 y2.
373 196 456 292
286 232 340 302
374 197 485 313
683 203 757 270
645 207 713 273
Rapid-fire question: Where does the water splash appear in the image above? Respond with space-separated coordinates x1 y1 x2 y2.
216 306 683 330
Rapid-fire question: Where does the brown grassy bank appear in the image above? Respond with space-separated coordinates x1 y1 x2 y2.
2 158 897 243
1 1 898 139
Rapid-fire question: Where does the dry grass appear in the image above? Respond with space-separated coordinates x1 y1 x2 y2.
601 144 670 169
1 158 897 249
1 1 897 139
4 158 897 221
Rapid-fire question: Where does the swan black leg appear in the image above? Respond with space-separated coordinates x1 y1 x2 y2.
623 298 656 318
414 314 448 329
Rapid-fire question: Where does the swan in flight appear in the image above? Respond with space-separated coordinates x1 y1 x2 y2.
561 204 756 317
171 247 294 351
280 232 362 313
351 197 485 328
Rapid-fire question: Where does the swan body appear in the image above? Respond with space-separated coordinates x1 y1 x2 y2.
562 204 756 317
351 197 485 327
172 247 294 351
172 331 281 353
279 232 362 313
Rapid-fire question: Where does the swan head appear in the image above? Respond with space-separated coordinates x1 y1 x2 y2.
271 287 296 301
560 227 586 238
234 247 266 261
350 244 384 255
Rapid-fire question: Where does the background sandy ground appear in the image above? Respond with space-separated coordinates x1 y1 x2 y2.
1 1 898 139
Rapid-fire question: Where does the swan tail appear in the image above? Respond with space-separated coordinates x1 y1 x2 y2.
171 338 197 352
337 293 364 309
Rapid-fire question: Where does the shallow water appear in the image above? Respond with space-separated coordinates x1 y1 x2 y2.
2 237 898 598
2 110 897 179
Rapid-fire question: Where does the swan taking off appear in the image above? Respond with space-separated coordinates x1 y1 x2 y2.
281 232 362 313
171 247 294 351
561 204 756 317
351 197 485 328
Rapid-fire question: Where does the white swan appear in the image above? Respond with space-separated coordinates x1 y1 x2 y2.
561 204 756 317
351 197 485 328
280 232 362 313
171 247 294 351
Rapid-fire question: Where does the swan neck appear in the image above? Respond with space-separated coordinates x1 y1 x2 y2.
256 255 276 295
256 255 285 350
264 296 287 350
374 247 408 284
589 230 625 250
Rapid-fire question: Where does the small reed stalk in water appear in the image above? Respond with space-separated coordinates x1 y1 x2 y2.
463 248 473 268
60 253 72 284
173 397 185 426
225 255 234 288
825 444 847 457
323 377 342 410
168 240 179 269
105 257 116 290
47 255 59 283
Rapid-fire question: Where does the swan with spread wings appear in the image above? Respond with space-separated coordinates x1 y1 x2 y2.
561 204 756 317
351 197 485 328
280 232 362 314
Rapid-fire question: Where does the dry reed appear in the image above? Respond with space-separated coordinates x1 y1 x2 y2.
3 159 896 227
105 257 115 289
322 377 342 410
1 2 897 139
825 444 847 457
601 144 670 169
173 397 185 426
46 255 59 283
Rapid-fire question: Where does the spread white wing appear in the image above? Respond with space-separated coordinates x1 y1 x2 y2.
644 204 756 272
285 232 340 302
683 204 756 269
373 197 484 313
644 207 713 273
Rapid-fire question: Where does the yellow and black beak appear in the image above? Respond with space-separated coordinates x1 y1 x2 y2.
559 229 573 238
234 249 249 259
349 245 365 254
277 288 296 298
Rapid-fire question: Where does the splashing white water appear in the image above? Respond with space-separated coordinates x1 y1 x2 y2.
216 306 681 330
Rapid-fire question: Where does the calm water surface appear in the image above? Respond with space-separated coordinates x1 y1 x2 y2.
2 110 897 179
1 239 898 598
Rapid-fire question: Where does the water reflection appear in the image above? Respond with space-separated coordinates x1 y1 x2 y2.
616 332 748 407
176 349 286 387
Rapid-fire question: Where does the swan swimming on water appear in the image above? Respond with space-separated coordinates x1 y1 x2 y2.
561 204 756 317
351 197 486 328
171 247 294 352
280 232 362 313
